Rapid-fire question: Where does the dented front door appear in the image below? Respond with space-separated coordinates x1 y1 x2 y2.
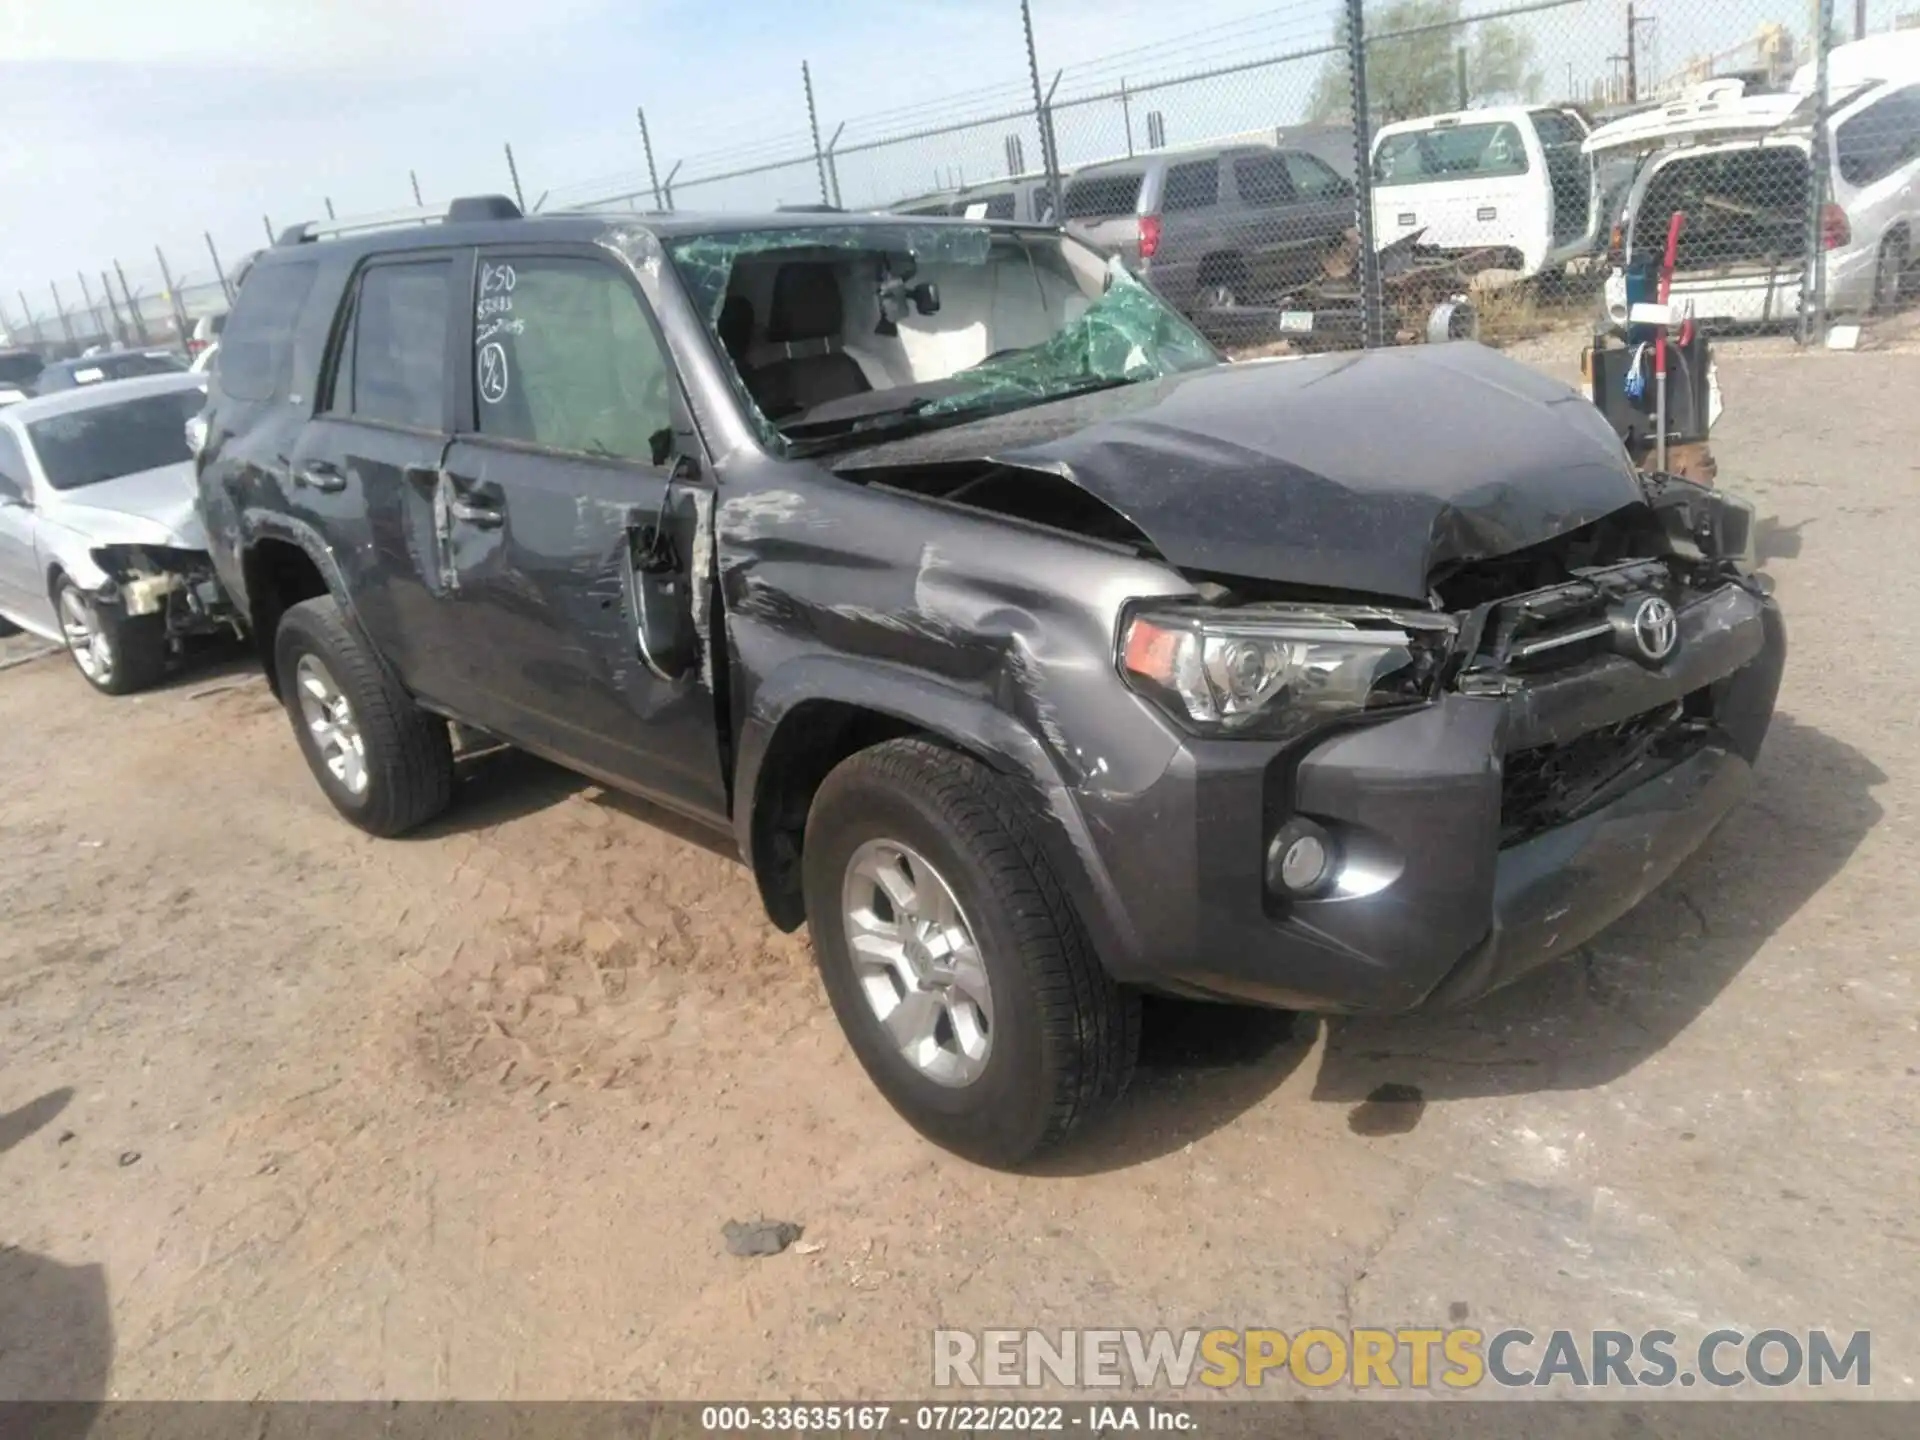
431 246 726 823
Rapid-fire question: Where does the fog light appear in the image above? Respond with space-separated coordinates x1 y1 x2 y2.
1267 819 1337 897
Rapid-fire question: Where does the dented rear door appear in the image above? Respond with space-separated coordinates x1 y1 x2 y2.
435 245 726 823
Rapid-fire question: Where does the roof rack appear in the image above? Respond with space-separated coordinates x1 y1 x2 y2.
275 194 523 246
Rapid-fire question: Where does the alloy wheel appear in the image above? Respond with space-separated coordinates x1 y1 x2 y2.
294 653 369 797
840 838 994 1087
59 588 113 686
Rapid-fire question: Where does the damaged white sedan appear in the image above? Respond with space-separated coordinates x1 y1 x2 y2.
0 372 237 693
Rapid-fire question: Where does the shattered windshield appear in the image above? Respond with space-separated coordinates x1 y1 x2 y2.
665 224 1217 448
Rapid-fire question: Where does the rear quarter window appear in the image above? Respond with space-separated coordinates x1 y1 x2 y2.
1836 86 1920 187
218 259 319 403
1374 122 1530 185
1063 173 1144 219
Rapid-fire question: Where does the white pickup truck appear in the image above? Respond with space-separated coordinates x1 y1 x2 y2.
1370 105 1598 277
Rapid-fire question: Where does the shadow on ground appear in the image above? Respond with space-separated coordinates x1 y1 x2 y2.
0 1088 111 1424
1038 714 1881 1170
408 744 741 861
1310 714 1883 1119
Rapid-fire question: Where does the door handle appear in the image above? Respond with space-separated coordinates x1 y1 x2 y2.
294 460 347 494
447 482 504 528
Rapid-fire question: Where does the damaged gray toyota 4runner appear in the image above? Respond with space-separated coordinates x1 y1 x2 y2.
196 198 1785 1165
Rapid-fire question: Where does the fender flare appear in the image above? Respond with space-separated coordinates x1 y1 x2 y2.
732 653 1140 976
238 508 363 629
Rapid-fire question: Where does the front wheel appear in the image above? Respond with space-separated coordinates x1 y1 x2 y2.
274 596 453 836
802 738 1139 1166
56 580 166 695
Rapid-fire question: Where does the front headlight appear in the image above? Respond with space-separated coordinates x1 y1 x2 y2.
1119 605 1442 741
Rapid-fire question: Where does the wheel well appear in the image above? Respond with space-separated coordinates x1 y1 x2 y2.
242 539 329 696
749 701 925 931
1197 252 1249 290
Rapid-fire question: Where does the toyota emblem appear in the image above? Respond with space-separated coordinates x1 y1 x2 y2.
1632 596 1679 662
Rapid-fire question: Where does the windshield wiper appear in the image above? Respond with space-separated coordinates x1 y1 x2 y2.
783 374 1150 456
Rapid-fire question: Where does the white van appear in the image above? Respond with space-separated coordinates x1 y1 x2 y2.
1590 34 1920 326
1369 105 1596 275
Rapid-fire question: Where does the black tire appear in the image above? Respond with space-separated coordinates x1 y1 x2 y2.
55 578 167 696
1874 231 1909 314
0 615 20 638
273 595 453 836
802 738 1140 1166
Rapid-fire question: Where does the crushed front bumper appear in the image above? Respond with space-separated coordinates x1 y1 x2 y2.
91 545 239 642
1075 582 1785 1013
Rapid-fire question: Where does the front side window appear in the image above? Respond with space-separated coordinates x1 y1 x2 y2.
26 389 205 491
1282 151 1348 199
1374 122 1530 185
469 255 672 464
349 261 452 430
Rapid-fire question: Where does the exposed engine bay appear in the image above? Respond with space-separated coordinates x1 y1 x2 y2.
90 544 241 643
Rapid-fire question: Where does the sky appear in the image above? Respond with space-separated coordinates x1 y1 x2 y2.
0 0 1889 331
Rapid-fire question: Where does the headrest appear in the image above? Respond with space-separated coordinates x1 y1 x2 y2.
766 263 844 344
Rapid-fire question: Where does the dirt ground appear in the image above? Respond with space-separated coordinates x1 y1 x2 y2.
2 338 1917 1404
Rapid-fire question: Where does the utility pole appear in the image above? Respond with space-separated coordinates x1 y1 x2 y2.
1626 2 1638 103
411 170 423 206
1855 0 1866 38
17 291 37 346
263 214 276 244
1456 47 1469 108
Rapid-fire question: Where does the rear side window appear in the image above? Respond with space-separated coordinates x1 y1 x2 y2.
1531 109 1587 150
1062 173 1143 219
1162 160 1220 212
469 255 672 465
1836 86 1920 187
219 260 318 402
345 261 452 431
1374 122 1530 185
1232 154 1296 207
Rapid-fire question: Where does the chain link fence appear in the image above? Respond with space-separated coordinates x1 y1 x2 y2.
8 0 1915 360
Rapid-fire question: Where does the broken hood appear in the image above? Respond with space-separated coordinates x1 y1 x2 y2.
49 461 207 549
831 343 1644 601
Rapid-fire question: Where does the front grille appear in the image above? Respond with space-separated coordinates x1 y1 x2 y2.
1467 557 1677 681
1499 700 1705 846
